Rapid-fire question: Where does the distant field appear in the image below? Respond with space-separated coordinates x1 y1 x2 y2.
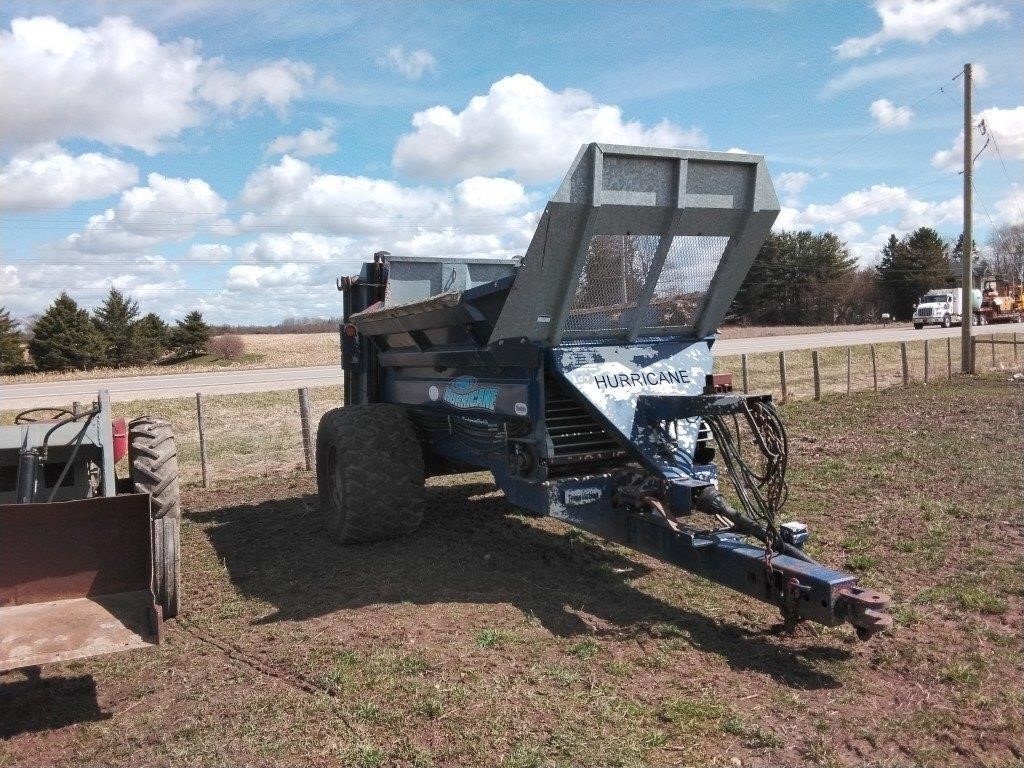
1 333 340 384
0 376 1020 767
2 324 910 385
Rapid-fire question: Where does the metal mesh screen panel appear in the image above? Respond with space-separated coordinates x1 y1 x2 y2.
565 235 659 333
641 235 730 329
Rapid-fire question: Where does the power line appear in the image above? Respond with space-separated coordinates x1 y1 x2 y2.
972 179 999 231
799 69 965 180
982 119 1024 224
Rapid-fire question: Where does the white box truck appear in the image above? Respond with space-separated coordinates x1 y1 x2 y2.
913 288 962 329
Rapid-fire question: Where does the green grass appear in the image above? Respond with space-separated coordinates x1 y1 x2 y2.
475 628 518 649
844 553 878 571
567 639 599 660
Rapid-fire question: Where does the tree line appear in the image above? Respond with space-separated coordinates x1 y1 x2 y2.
731 222 1022 325
0 289 211 373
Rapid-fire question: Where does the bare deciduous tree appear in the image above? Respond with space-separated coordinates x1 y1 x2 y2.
989 223 1024 284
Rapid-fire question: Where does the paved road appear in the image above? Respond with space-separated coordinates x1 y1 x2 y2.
4 322 1021 410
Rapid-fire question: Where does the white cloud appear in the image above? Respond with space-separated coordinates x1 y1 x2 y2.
822 52 941 96
775 171 813 198
869 98 914 128
392 74 706 183
266 126 338 157
454 176 529 213
794 184 961 230
225 156 538 302
0 16 314 153
994 184 1024 225
235 232 356 264
932 105 1024 170
0 143 137 211
198 59 313 116
226 262 315 291
378 45 437 80
0 254 186 321
185 243 233 262
834 0 1008 59
64 172 227 253
239 156 535 251
774 183 965 263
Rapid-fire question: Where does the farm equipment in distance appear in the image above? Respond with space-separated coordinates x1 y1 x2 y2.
0 391 180 672
974 278 1024 325
318 143 892 638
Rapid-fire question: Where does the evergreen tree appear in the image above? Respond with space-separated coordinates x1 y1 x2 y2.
29 293 106 371
0 307 24 373
876 228 952 320
732 230 856 325
93 287 141 367
950 233 986 286
132 312 170 363
170 311 211 357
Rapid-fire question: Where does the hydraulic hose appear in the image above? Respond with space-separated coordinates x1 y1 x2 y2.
693 486 816 564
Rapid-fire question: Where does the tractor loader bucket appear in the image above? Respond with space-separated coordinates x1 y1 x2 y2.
0 493 161 672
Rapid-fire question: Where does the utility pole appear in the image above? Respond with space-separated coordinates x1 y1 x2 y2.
961 62 973 374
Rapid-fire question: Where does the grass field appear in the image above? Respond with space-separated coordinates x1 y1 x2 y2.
1 376 1021 767
0 333 341 384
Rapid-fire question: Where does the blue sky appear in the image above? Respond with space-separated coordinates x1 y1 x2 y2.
1 0 1021 324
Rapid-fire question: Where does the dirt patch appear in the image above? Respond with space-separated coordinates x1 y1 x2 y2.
1 377 1021 767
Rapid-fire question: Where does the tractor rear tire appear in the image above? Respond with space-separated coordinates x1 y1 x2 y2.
316 404 425 543
129 417 181 619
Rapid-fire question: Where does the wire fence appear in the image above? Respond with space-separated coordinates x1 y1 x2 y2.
108 386 344 488
5 331 1019 490
715 331 1022 401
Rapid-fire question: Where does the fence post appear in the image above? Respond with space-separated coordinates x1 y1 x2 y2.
779 351 788 402
924 340 929 383
1015 333 1019 365
900 342 909 386
741 354 749 394
991 334 996 369
298 387 314 472
196 392 209 489
971 339 977 375
846 347 852 395
870 344 878 392
812 350 821 401
947 337 952 378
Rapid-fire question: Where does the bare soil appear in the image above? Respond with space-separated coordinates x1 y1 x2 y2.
1 377 1021 767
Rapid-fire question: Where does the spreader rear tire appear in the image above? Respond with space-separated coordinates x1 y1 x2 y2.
316 404 425 543
129 417 181 619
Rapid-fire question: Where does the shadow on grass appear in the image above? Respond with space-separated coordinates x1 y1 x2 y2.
190 480 849 689
0 668 109 738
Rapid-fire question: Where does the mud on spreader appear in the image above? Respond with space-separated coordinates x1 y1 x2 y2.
318 143 891 638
